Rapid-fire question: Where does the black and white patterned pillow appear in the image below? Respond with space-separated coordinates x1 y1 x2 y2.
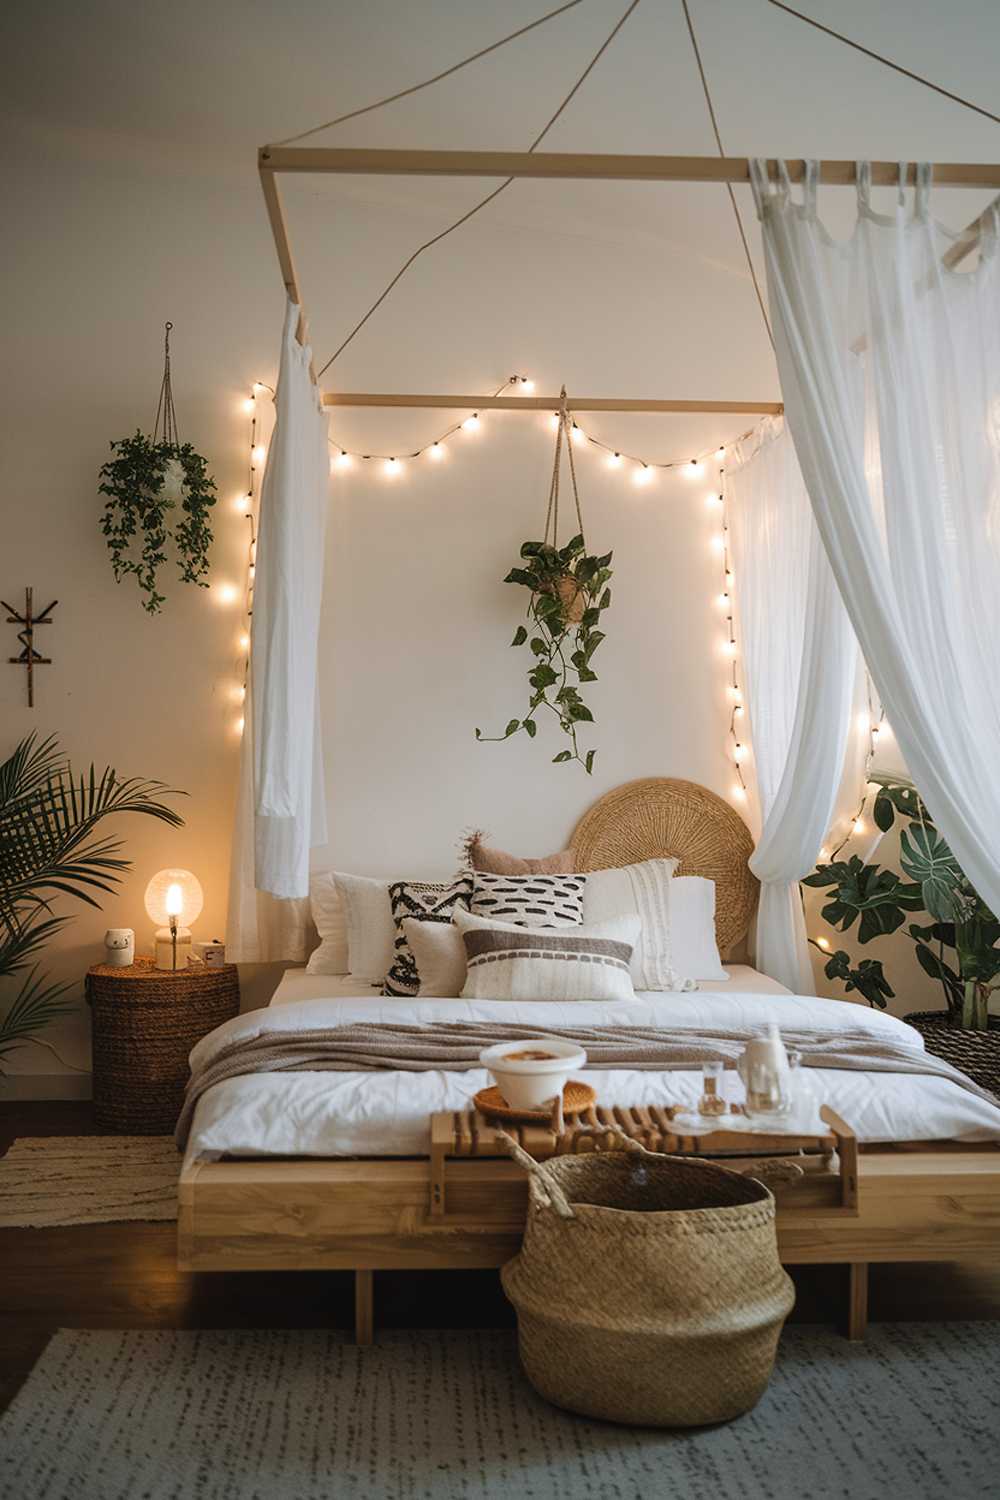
382 875 474 997
470 871 585 928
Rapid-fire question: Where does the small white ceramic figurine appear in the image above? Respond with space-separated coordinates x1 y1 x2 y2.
103 928 135 968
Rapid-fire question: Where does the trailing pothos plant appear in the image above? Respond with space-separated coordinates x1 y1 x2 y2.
476 533 612 773
802 775 1000 1029
97 322 217 613
98 432 216 613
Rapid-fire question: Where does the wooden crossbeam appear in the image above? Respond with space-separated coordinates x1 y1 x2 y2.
321 393 782 413
260 147 1000 188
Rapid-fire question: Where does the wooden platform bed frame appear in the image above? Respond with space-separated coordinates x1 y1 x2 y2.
178 779 1000 1347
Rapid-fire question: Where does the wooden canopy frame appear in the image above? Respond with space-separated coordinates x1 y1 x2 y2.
258 147 1000 410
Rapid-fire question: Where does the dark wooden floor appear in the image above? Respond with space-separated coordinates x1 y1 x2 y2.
3 1101 1000 1416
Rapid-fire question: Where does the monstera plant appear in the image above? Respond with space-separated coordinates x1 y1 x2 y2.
476 534 612 773
803 776 1000 1029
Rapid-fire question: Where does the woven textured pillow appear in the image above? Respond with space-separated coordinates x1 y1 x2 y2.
582 857 695 991
383 875 473 997
455 908 640 1002
464 832 576 876
470 871 585 928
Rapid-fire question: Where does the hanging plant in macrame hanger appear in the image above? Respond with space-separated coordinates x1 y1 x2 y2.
98 322 217 613
476 388 613 773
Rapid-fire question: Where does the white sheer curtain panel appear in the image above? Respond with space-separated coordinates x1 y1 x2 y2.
753 160 1000 917
226 299 329 960
727 418 859 993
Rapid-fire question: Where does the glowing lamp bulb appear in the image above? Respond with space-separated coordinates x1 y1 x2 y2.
723 639 737 657
716 446 726 460
706 492 722 508
462 414 480 433
548 413 560 430
216 582 238 606
571 424 584 445
710 535 725 554
520 377 534 392
238 633 250 651
633 465 653 487
144 869 203 930
427 442 445 461
733 742 746 762
727 683 741 701
816 936 831 952
718 592 729 607
734 703 744 717
236 715 245 734
853 818 866 835
685 460 704 479
725 568 734 583
252 445 266 466
242 397 254 414
606 452 622 469
871 725 880 738
732 783 747 802
384 457 401 477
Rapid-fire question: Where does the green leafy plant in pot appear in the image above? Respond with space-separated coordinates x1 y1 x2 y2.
802 776 999 1030
476 398 612 773
98 323 216 613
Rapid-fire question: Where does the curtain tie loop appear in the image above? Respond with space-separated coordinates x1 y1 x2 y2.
748 158 770 219
915 162 932 220
803 160 819 217
855 161 872 213
897 162 909 210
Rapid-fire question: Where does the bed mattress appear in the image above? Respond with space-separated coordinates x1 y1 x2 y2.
183 969 1000 1160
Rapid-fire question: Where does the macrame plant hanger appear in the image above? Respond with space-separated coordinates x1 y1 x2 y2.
153 321 180 449
542 387 587 622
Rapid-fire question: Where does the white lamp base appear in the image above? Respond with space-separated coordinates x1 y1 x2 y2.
153 927 193 971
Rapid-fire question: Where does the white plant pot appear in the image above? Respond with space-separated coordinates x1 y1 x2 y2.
479 1037 587 1111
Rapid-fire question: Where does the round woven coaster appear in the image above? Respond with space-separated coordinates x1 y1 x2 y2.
473 1081 596 1123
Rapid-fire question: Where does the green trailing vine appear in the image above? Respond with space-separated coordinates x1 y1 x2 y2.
97 323 217 613
476 534 613 772
98 433 216 613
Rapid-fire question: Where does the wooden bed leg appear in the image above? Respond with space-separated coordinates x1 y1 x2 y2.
848 1263 869 1342
354 1269 374 1346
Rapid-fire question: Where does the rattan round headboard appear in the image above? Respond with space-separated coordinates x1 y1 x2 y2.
570 777 758 954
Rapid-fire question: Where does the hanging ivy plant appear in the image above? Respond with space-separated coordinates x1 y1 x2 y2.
97 322 217 613
98 433 216 613
477 397 613 773
476 533 613 772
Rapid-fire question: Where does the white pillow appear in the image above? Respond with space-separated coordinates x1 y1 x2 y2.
582 857 694 991
332 873 396 983
670 876 729 982
455 908 640 1003
402 916 467 998
306 872 350 975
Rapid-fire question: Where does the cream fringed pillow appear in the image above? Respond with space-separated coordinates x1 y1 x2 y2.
463 832 576 876
583 857 696 992
454 908 640 1003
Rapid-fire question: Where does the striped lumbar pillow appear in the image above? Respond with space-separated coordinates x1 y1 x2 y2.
470 871 585 928
454 908 640 1002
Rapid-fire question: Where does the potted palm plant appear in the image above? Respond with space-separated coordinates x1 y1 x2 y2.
0 734 183 1073
803 775 1000 1092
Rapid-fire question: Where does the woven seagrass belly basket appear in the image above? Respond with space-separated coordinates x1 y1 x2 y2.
500 1133 795 1428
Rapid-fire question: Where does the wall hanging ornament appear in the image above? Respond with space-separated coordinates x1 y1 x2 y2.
476 389 613 774
97 322 217 613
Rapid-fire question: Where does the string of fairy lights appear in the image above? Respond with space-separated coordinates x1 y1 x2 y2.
713 455 748 803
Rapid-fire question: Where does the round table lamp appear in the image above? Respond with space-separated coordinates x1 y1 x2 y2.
144 868 204 971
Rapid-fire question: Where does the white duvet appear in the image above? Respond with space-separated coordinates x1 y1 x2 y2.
184 966 1000 1160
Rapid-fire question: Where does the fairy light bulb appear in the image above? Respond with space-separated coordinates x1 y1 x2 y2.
242 397 255 414
384 457 401 477
725 568 734 584
571 423 584 446
706 492 722 508
816 936 831 951
710 535 725 554
548 413 560 430
718 592 729 607
733 741 747 762
520 377 534 392
686 460 704 479
462 413 481 433
853 817 866 835
606 452 622 469
236 715 245 734
732 783 747 802
252 445 266 466
633 464 654 487
727 683 741 701
819 846 830 861
215 582 238 606
734 704 744 717
238 632 250 651
427 442 445 461
233 493 250 512
722 639 737 657
716 446 726 460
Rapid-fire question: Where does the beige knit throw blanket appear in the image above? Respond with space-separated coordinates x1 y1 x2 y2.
175 1020 998 1149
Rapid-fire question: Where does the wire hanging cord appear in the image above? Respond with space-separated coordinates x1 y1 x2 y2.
316 0 642 377
680 2 774 353
766 1 1000 128
543 388 586 551
272 1 586 147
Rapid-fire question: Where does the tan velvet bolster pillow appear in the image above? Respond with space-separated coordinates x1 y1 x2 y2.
463 831 576 875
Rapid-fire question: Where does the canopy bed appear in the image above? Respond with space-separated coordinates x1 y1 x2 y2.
202 114 1000 1347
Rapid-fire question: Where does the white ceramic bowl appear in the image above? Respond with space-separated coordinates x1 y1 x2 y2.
479 1038 587 1111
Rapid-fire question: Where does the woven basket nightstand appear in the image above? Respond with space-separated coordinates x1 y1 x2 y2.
86 957 240 1133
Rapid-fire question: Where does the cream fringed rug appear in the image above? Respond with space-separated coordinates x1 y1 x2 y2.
1 1326 998 1500
0 1136 178 1226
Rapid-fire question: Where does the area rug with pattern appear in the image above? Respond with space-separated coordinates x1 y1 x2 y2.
0 1136 178 1226
1 1323 997 1499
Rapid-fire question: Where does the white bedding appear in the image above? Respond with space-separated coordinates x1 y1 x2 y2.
183 968 1000 1160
